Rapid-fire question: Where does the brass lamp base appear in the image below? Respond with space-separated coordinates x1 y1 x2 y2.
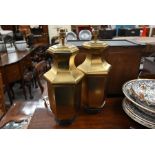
55 117 76 126
84 101 106 114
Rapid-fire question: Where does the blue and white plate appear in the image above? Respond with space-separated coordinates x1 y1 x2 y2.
131 79 155 106
122 98 155 129
122 79 155 116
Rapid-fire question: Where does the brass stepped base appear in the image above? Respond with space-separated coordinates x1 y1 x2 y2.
84 101 106 114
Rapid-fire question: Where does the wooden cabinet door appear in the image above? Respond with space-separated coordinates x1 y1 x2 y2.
105 46 142 95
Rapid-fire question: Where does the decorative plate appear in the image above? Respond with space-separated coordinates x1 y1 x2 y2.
79 30 92 40
66 32 77 41
122 79 155 115
122 98 155 129
131 79 155 106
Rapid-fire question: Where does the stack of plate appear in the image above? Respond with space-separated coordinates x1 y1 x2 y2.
122 79 155 128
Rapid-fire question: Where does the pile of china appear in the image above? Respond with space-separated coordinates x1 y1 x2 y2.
122 79 155 128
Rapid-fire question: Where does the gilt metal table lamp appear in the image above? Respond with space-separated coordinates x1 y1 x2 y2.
44 29 84 125
78 26 111 113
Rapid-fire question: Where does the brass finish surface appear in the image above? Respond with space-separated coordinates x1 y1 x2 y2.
83 41 108 49
83 27 108 49
44 29 84 84
44 28 84 124
77 49 111 74
47 82 82 122
78 28 111 111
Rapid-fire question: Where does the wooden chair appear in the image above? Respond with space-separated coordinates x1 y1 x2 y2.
14 31 24 41
34 60 49 94
22 60 49 99
31 45 49 62
0 72 6 118
3 35 14 47
51 36 59 45
23 68 35 99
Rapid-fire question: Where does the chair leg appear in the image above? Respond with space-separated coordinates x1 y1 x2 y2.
34 76 38 88
28 84 33 99
37 78 44 94
22 81 27 100
10 86 15 99
6 85 13 105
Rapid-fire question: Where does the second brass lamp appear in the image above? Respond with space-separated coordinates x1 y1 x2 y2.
78 27 111 113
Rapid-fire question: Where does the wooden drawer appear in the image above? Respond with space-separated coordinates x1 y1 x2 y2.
4 63 21 83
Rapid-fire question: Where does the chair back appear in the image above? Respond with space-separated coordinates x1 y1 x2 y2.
79 30 92 40
0 41 6 52
99 29 116 39
3 35 14 44
35 60 47 77
14 31 24 41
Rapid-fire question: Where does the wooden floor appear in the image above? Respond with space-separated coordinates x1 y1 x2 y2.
5 79 48 107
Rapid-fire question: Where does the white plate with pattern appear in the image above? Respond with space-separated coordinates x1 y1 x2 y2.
122 79 155 116
131 79 155 106
122 98 155 129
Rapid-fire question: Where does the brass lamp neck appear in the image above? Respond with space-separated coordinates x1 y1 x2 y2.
59 28 66 46
92 26 99 43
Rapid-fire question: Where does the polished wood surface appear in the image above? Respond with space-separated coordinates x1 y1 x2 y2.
105 46 142 95
0 50 30 66
28 98 145 129
0 50 31 85
0 100 43 128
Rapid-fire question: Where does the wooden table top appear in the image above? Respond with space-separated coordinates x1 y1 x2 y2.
0 97 147 129
0 50 30 66
67 39 139 47
0 100 45 128
28 98 145 129
114 37 155 45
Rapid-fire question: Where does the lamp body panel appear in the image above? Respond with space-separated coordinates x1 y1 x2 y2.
82 75 108 109
47 82 82 122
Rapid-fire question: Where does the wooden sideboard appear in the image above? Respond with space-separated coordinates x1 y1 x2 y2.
0 50 32 104
67 40 146 96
